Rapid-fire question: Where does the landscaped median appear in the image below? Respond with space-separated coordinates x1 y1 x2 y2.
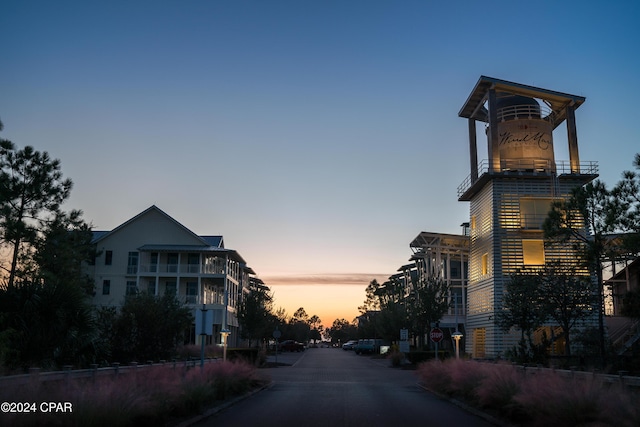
416 359 640 427
0 360 268 427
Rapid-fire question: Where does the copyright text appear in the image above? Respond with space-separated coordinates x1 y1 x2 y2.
1 401 73 413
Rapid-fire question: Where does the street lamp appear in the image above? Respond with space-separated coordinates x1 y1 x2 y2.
452 331 463 359
452 293 463 359
221 328 231 362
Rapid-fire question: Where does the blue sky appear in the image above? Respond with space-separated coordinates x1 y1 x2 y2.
2 1 639 325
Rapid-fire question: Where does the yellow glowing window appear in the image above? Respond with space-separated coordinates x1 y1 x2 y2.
481 253 488 275
471 215 477 230
522 240 545 265
520 198 554 229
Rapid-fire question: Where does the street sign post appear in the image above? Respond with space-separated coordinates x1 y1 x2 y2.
430 327 443 361
430 328 443 343
196 306 214 367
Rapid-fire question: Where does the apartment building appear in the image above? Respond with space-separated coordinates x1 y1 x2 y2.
409 231 469 330
87 205 256 346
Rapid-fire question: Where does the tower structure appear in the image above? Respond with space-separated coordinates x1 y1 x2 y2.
457 76 598 358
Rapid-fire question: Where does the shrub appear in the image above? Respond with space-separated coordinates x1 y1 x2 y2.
475 364 525 422
226 348 262 366
388 350 404 367
446 359 490 403
514 372 603 426
416 359 640 427
416 360 454 395
0 360 263 427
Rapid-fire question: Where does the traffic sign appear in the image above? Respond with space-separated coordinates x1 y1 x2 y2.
430 328 444 343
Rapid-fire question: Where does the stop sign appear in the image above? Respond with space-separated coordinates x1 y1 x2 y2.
430 328 443 343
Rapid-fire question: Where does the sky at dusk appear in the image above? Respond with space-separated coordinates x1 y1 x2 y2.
2 1 639 327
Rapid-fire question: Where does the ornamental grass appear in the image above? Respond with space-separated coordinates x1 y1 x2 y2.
0 360 264 427
417 359 640 427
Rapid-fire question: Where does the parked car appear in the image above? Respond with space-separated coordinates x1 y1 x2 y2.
342 340 359 350
279 340 305 352
354 339 384 355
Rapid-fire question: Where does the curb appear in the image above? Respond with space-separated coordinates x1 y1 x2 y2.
416 382 515 427
175 381 273 427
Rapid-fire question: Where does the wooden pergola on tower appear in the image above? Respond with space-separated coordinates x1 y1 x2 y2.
459 76 587 188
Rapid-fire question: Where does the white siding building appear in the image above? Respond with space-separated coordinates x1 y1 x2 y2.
457 76 599 358
86 205 256 346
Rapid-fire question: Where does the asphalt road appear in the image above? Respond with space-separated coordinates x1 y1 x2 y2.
193 347 497 427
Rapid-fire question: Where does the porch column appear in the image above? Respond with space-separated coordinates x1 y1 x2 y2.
566 103 580 173
468 118 478 182
488 87 500 172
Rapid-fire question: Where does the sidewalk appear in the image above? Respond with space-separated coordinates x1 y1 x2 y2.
264 350 306 367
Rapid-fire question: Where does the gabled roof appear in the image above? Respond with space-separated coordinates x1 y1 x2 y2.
200 235 224 248
89 205 250 265
91 205 211 246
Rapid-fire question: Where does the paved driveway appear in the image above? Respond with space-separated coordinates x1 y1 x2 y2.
194 347 497 427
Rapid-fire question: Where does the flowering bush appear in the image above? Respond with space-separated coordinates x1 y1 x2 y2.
0 360 264 427
417 359 640 426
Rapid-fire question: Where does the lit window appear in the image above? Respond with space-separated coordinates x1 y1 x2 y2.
471 215 477 230
520 198 554 229
522 240 545 265
481 253 488 275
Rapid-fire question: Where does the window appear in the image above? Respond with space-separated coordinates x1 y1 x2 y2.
186 282 197 304
450 260 462 279
187 253 200 273
522 239 545 265
147 280 156 295
471 215 477 230
102 280 111 295
150 252 158 272
126 281 137 296
165 281 177 296
520 198 554 229
105 250 113 265
481 253 489 276
127 252 139 274
167 253 178 273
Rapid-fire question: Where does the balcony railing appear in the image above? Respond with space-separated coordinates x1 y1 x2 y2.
457 159 599 198
138 263 226 275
